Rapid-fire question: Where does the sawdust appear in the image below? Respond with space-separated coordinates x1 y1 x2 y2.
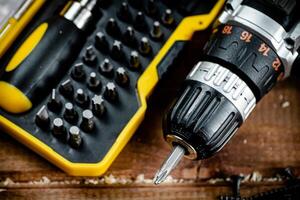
28 176 50 185
0 171 288 187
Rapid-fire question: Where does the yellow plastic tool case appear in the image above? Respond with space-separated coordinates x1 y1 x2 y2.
0 0 225 176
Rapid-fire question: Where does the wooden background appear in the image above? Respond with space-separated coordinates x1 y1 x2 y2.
1 37 300 199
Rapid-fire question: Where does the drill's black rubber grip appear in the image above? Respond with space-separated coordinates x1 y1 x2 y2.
3 16 85 105
203 24 284 100
163 80 243 160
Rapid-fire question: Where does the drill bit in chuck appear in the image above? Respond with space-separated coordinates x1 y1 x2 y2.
153 145 185 185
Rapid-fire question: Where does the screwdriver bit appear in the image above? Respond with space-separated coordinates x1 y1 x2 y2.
64 102 78 123
83 46 97 65
129 51 141 69
71 63 86 81
99 58 114 77
88 72 101 90
104 82 118 101
123 26 137 47
162 9 175 26
116 67 129 86
135 11 147 31
48 89 62 112
59 79 74 98
95 31 109 53
118 2 131 22
92 95 105 116
81 109 95 132
52 118 66 137
106 18 121 37
150 21 163 40
111 40 124 60
75 88 89 106
69 126 82 148
139 37 152 55
154 145 185 185
35 105 50 128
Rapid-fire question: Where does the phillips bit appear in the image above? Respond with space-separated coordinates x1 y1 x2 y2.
153 145 185 185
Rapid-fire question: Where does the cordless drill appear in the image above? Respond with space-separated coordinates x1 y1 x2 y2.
154 0 300 184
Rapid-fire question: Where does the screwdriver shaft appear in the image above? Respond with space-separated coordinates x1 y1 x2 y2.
153 145 185 185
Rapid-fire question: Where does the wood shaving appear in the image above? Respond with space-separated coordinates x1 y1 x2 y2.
281 101 290 108
2 178 14 186
250 171 262 182
207 178 224 184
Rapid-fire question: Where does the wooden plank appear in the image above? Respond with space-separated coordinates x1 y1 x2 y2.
0 183 286 200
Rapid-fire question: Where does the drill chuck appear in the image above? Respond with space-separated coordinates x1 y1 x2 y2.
164 61 255 160
155 0 300 184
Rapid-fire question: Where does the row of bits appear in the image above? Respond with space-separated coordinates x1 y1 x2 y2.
59 78 117 107
71 60 130 87
94 26 152 63
48 87 105 118
117 1 176 28
36 90 108 148
106 16 164 44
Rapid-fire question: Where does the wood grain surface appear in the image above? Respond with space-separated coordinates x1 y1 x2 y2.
1 39 300 199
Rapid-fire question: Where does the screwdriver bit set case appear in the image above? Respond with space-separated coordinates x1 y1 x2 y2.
0 0 224 175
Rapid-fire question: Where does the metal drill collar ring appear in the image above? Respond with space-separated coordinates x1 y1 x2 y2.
187 61 256 121
218 1 299 78
166 134 198 160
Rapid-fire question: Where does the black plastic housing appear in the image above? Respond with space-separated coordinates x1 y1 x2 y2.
164 80 243 159
204 24 284 100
